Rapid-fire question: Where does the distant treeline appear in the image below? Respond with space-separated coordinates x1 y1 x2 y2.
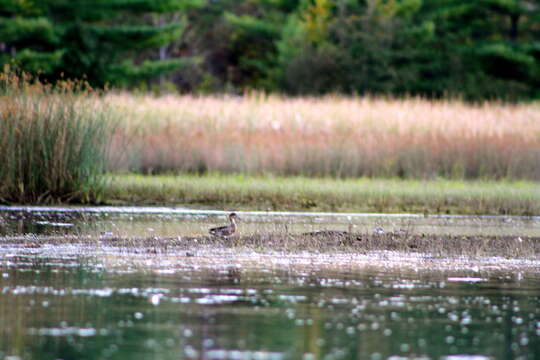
2 0 539 100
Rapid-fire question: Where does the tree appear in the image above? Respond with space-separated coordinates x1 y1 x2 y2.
266 0 540 99
274 0 428 95
0 0 203 87
415 0 540 99
182 0 300 91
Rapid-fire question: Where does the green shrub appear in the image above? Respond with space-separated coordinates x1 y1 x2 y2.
0 70 117 203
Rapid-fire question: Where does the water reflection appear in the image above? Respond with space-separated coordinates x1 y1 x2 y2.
1 257 539 360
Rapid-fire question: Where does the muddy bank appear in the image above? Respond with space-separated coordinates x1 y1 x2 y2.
1 232 539 277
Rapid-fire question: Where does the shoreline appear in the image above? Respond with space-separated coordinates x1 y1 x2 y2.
2 204 540 220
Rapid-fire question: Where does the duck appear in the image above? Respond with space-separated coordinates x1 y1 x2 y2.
209 213 240 239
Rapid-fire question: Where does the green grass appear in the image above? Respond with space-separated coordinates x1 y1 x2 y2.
104 174 540 215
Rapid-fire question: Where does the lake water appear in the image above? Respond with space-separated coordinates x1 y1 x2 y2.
1 206 540 238
1 207 539 360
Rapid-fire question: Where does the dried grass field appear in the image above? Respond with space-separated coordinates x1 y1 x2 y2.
108 93 540 180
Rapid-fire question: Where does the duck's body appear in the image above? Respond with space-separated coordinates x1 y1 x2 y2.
209 213 239 238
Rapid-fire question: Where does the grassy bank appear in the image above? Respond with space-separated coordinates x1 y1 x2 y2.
2 73 539 206
108 93 540 180
104 174 540 215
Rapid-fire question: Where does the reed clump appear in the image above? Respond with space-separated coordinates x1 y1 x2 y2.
0 70 117 203
108 93 540 180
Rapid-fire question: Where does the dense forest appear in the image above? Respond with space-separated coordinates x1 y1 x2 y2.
1 0 539 100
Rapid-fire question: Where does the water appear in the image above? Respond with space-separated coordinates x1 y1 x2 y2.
1 207 539 360
1 257 539 360
1 206 540 238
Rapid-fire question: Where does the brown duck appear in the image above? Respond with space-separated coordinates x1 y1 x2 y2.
209 213 240 238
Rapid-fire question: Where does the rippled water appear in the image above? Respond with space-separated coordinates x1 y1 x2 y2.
1 255 539 360
0 207 539 360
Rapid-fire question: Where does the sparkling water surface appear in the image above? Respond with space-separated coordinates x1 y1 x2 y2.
0 207 539 360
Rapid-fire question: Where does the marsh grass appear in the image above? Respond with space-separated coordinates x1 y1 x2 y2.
105 174 540 215
234 232 540 259
0 70 117 203
107 93 540 180
8 232 540 260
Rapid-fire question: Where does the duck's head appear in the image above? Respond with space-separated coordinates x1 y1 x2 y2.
229 212 240 221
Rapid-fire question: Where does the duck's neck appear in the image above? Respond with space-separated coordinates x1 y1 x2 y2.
230 218 237 228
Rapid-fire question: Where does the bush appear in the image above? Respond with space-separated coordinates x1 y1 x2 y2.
0 70 117 203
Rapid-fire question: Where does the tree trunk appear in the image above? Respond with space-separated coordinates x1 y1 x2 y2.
509 14 519 41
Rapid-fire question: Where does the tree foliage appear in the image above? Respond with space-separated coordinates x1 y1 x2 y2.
1 0 539 99
0 0 202 86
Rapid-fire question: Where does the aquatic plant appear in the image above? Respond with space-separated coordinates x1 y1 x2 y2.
4 231 538 260
0 70 117 203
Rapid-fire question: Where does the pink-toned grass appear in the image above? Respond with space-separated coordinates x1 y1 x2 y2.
108 93 540 179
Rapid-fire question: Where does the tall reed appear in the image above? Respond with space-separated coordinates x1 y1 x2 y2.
107 93 540 180
0 70 116 203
